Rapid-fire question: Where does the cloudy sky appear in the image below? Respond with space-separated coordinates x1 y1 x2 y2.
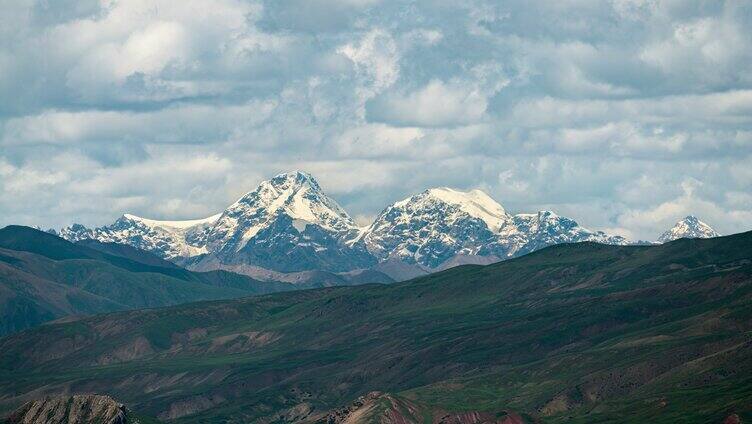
1 0 751 240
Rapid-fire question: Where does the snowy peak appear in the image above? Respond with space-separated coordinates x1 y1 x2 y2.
497 210 628 257
57 223 93 242
236 170 354 231
199 171 374 272
362 187 510 268
422 187 508 231
658 215 720 243
390 187 509 232
206 171 358 255
101 213 217 258
268 170 321 191
55 213 217 260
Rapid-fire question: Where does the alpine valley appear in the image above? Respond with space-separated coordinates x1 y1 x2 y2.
52 171 719 283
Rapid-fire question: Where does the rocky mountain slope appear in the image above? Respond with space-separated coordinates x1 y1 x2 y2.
309 391 527 424
361 188 510 269
362 188 628 269
2 232 750 423
56 171 662 280
3 394 150 424
197 171 375 273
658 215 721 243
56 214 220 261
0 226 294 336
56 172 378 278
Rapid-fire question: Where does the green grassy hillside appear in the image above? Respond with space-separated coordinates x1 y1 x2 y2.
0 226 294 335
1 232 750 423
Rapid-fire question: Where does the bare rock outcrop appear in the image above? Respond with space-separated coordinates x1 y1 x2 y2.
313 392 525 424
4 394 136 424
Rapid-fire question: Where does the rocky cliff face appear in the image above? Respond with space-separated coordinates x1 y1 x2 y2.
4 395 137 424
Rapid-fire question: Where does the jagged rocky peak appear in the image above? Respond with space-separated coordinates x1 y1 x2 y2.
5 394 136 424
238 170 355 230
362 187 510 268
658 215 720 243
385 187 509 229
206 171 358 254
53 171 635 276
503 210 585 238
499 210 628 257
57 223 93 242
195 171 375 273
56 213 220 261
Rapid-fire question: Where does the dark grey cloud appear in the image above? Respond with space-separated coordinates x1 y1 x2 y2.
0 0 750 240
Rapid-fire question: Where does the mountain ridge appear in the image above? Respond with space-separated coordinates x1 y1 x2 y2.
3 394 150 424
0 225 297 336
53 171 722 279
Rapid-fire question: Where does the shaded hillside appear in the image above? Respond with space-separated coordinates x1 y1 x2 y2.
0 226 294 335
0 232 750 422
76 239 183 269
187 260 395 288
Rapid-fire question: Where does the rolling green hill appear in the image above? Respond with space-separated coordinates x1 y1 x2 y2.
1 231 750 423
0 226 294 335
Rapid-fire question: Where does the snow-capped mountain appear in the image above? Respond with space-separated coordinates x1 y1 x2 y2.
57 214 219 260
362 188 510 268
362 189 628 269
498 211 628 258
658 215 720 243
57 170 632 279
196 171 374 272
206 171 358 252
58 171 374 273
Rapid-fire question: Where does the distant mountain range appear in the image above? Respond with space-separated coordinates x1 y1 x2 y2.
52 171 721 282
